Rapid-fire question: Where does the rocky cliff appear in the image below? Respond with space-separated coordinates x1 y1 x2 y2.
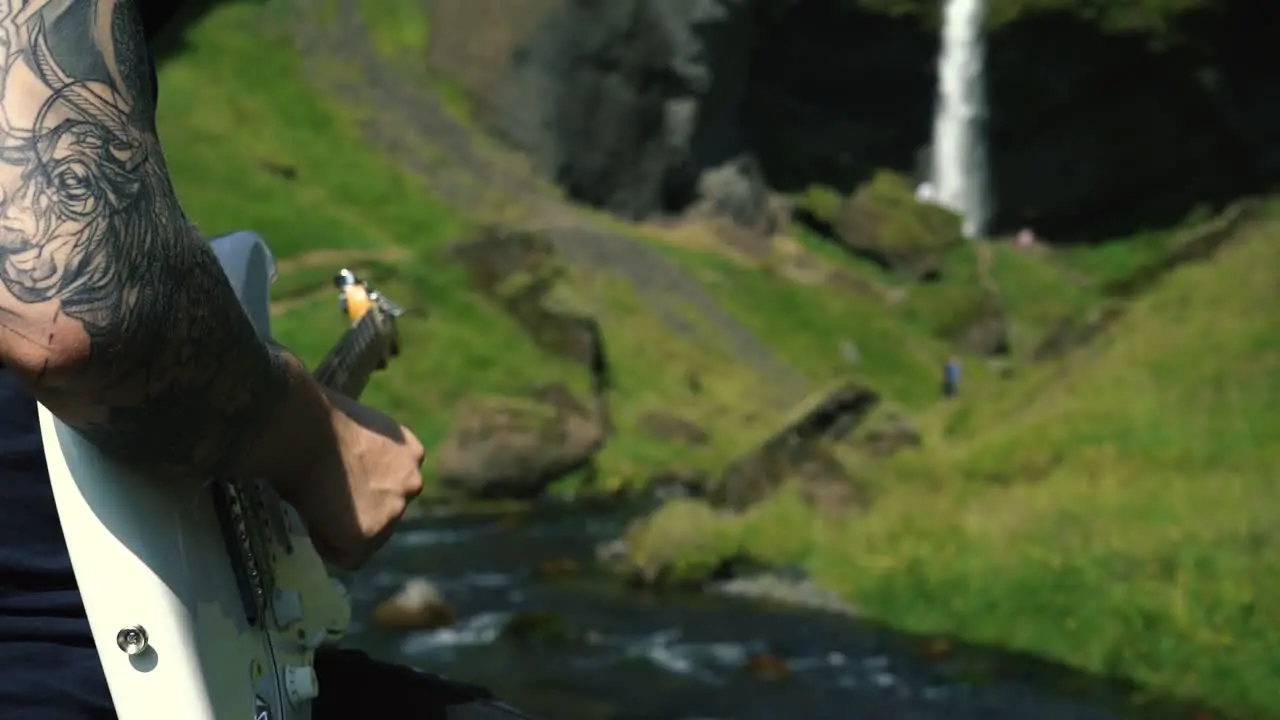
426 0 1280 241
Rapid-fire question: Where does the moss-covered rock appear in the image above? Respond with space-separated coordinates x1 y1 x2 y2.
794 184 844 229
621 499 745 587
834 171 963 279
709 381 879 511
449 227 612 389
434 390 605 499
499 610 584 646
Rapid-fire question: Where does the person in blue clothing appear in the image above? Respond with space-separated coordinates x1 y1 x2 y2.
942 355 961 398
0 1 531 718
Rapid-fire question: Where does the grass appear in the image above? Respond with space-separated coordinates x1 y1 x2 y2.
654 242 948 407
155 1 796 491
156 3 583 470
160 2 1279 716
631 218 1280 716
157 10 461 257
834 224 1280 715
357 0 430 63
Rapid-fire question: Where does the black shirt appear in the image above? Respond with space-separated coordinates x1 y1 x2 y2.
0 372 112 719
0 4 176 717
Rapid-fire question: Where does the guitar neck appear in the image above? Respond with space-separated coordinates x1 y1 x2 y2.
312 314 384 399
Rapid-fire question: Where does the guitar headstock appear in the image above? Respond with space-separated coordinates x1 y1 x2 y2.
333 268 403 366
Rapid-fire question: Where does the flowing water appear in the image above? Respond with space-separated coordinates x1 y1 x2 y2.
344 502 1128 720
931 0 991 237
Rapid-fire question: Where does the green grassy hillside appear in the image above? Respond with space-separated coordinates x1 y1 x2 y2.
629 214 1279 715
158 3 1279 716
156 2 966 486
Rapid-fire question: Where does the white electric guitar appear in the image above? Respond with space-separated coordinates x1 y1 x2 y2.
40 231 405 720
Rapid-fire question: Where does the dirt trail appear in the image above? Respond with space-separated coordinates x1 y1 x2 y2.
292 1 808 403
274 246 411 275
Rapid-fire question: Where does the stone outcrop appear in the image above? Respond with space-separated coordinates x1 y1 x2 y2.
614 497 748 588
708 380 879 511
434 386 606 499
852 409 923 458
831 171 964 279
426 0 1280 240
370 578 457 631
447 229 611 396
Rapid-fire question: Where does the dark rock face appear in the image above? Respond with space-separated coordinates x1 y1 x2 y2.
743 1 938 196
433 0 1280 240
984 4 1278 241
486 0 758 219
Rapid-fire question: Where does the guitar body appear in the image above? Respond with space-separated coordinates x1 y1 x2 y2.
40 231 382 720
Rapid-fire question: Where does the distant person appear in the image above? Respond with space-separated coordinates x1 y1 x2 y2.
1016 227 1038 249
942 355 961 398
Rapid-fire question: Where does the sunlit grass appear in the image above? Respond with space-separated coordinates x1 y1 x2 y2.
634 221 1280 715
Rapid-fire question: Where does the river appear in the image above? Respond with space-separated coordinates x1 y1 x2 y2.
343 501 1127 720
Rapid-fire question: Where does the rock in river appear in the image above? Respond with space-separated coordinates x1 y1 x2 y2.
370 577 457 631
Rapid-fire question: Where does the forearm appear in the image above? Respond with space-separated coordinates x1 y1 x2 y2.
8 235 299 480
0 0 322 481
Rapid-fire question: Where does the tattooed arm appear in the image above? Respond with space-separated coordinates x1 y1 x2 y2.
0 0 331 482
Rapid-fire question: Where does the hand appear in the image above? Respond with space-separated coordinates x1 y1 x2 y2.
287 389 425 570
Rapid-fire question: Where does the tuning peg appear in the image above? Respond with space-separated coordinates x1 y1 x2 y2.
376 296 407 318
387 302 427 320
333 268 359 289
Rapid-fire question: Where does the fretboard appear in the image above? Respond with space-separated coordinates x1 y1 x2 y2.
313 313 384 399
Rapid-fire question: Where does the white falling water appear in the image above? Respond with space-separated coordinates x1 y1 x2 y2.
930 0 990 238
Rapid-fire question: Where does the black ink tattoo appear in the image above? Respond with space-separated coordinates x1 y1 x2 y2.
0 0 289 478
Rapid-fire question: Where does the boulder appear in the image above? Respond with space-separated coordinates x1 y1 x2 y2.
435 390 605 499
853 410 923 458
744 652 792 682
794 451 865 518
499 610 583 646
636 411 711 447
534 557 581 580
834 171 964 280
370 578 456 631
709 380 879 511
448 229 611 390
648 467 709 499
618 498 746 588
690 154 775 233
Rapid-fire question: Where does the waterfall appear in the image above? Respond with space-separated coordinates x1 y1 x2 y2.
929 0 990 238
